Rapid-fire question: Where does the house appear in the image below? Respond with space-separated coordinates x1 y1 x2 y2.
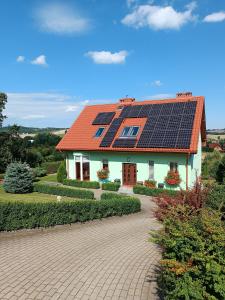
208 143 223 152
56 92 206 190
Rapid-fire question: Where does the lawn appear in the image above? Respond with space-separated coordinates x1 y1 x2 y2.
0 185 72 202
39 174 57 182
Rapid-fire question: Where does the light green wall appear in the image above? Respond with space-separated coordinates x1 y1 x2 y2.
189 134 202 187
66 151 199 190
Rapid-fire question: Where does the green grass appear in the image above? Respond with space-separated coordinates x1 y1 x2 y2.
39 174 57 182
0 185 73 203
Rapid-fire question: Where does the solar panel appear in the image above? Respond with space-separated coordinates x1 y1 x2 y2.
183 101 197 115
113 138 137 148
92 112 115 125
176 129 192 149
100 118 123 147
160 103 174 116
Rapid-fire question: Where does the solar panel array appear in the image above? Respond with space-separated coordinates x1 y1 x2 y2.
98 101 197 149
92 112 115 125
113 138 137 148
137 101 197 149
100 118 123 147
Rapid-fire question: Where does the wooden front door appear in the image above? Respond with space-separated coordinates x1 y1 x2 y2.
123 163 137 186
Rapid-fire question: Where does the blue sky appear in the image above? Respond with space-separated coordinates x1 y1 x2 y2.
0 0 225 129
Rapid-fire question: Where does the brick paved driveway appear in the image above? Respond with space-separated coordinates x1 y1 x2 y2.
0 196 161 300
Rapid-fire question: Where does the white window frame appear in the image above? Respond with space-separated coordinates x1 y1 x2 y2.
94 127 105 138
120 126 140 138
149 161 155 180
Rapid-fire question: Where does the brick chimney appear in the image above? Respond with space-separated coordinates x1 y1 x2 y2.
119 97 135 105
176 92 192 98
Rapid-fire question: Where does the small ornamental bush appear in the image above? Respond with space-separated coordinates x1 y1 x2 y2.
33 167 47 178
0 197 141 231
144 180 156 189
34 183 94 199
57 160 67 183
3 162 33 194
63 179 100 189
102 182 120 191
97 169 109 180
165 171 181 186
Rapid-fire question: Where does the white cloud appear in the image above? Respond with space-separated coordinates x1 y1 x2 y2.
86 50 129 64
4 93 104 127
16 56 25 63
151 80 163 87
65 105 79 112
203 12 225 23
22 114 46 120
31 55 48 66
122 2 197 30
34 3 90 35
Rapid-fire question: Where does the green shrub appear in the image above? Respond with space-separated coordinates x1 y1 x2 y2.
0 197 141 231
33 167 47 178
41 161 61 174
153 208 225 300
3 162 33 194
34 183 94 199
57 161 67 183
216 156 225 184
206 184 225 213
63 179 100 189
102 182 120 191
133 185 178 197
0 173 4 180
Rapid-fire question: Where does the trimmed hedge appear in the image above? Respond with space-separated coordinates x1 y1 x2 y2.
41 161 61 174
102 182 120 191
0 197 141 231
34 183 94 199
63 179 100 189
101 192 134 200
133 185 178 197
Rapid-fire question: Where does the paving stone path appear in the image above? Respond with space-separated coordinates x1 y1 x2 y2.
0 195 162 300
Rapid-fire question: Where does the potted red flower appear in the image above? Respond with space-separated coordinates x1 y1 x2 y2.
144 180 156 189
97 169 109 180
165 171 181 186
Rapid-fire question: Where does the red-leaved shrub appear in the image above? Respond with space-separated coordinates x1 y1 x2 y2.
154 180 209 221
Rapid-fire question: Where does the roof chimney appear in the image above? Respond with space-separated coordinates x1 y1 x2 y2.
176 92 192 98
119 97 135 105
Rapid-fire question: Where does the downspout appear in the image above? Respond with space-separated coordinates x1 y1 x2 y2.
186 153 190 191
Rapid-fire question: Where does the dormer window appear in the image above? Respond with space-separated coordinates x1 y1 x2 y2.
95 127 105 137
121 126 140 138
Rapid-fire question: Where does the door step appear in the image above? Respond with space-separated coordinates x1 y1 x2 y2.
118 186 134 195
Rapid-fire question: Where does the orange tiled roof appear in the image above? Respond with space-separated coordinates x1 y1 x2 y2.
56 95 206 154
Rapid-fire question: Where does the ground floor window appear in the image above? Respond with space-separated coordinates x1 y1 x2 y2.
102 159 109 170
75 155 90 180
170 162 178 172
149 161 154 180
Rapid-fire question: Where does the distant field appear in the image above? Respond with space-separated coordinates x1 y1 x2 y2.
207 134 225 140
